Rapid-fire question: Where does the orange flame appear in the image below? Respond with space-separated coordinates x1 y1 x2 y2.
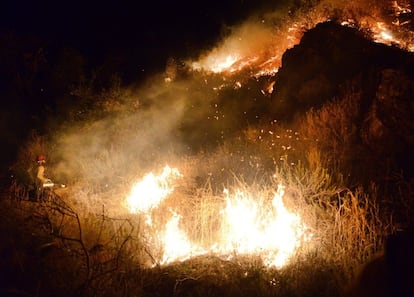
188 1 413 77
160 211 207 264
125 165 182 214
189 22 284 76
218 185 310 267
125 167 312 268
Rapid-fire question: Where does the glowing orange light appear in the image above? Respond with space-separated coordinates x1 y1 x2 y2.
373 22 397 44
125 167 312 268
125 165 182 214
187 1 414 77
192 54 240 73
218 184 310 267
160 211 206 264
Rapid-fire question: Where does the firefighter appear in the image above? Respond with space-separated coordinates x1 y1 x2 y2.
35 154 53 200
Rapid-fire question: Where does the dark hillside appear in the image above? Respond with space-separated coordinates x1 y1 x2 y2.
272 21 414 117
271 21 414 183
2 19 414 297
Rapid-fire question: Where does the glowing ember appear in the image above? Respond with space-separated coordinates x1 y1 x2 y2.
125 165 182 213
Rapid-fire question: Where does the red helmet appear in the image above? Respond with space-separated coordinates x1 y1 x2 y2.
37 154 46 162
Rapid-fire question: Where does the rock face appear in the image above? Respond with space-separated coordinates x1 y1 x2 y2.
271 21 414 118
347 226 414 297
187 20 414 182
270 21 414 180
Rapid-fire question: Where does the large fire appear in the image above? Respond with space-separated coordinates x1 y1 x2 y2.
125 166 312 268
125 165 182 214
218 185 309 268
122 0 412 272
189 21 292 77
187 0 414 77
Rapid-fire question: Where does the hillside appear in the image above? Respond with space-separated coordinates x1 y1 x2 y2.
271 21 414 183
1 19 414 297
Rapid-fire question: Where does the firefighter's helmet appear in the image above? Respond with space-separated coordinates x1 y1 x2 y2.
37 154 46 163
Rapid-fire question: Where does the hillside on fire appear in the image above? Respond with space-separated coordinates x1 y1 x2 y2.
269 21 414 185
1 2 414 297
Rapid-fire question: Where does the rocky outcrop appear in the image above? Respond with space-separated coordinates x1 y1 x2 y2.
271 21 414 119
269 21 414 180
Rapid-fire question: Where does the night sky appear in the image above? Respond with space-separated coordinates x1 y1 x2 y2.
1 0 277 79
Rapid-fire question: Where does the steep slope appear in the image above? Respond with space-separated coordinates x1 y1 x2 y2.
271 21 414 181
271 21 414 118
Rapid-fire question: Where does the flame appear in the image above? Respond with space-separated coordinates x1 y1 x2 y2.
125 167 312 268
393 0 412 16
193 54 240 73
191 47 282 77
125 165 182 214
160 211 206 264
189 21 283 76
218 184 309 268
187 1 414 77
372 21 399 45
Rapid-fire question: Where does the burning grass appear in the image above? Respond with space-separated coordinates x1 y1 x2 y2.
188 0 414 79
3 145 397 297
5 92 409 296
5 4 414 290
6 90 413 297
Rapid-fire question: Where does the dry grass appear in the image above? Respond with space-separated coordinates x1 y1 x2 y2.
5 142 395 296
4 144 404 297
5 80 414 297
299 90 362 176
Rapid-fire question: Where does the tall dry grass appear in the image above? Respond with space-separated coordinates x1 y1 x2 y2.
6 80 413 297
6 132 394 296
